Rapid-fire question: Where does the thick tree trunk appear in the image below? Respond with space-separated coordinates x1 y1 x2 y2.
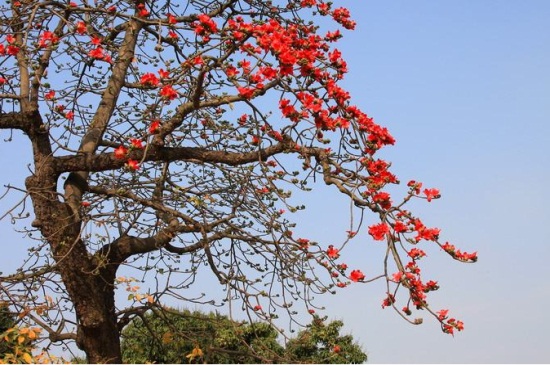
26 168 122 363
72 278 121 363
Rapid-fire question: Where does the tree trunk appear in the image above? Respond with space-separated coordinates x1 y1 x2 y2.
26 170 122 363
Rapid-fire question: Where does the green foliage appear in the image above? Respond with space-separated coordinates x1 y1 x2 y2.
286 318 367 364
0 303 16 357
121 309 283 363
120 309 367 364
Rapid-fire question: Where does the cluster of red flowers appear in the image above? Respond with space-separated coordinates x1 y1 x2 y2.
0 35 20 57
368 222 390 241
88 36 111 63
441 242 478 262
37 31 59 48
437 309 465 335
113 119 163 171
192 14 218 42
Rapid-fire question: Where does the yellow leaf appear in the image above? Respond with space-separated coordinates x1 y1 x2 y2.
18 335 25 344
162 331 173 344
21 352 33 364
186 345 203 362
27 329 36 340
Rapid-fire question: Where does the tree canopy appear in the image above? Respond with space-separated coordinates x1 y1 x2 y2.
0 0 476 362
118 308 366 363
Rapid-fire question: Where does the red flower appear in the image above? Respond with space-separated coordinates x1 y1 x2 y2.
392 271 403 282
127 159 140 171
225 65 239 78
437 309 449 320
75 21 87 35
6 45 19 56
114 146 128 159
140 73 159 86
195 14 218 34
0 77 6 85
373 191 392 210
38 31 59 48
408 248 426 260
137 3 149 17
349 269 365 282
88 47 105 59
65 111 74 120
393 221 408 233
159 85 178 100
158 68 169 79
237 86 255 99
81 201 91 207
253 305 262 311
332 345 341 353
130 138 144 149
368 222 389 241
167 13 177 25
45 90 55 100
326 245 339 259
423 188 440 202
297 238 309 249
149 120 160 134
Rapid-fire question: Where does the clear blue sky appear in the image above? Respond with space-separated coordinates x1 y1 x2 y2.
307 1 550 363
1 1 549 363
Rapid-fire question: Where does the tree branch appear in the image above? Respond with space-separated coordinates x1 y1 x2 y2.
54 137 295 173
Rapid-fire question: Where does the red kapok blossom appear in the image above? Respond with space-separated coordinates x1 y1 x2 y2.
38 31 59 48
158 68 169 79
160 85 178 100
253 305 262 311
237 86 255 99
75 21 87 35
167 13 177 25
368 222 390 241
326 245 340 259
393 221 408 233
127 159 140 171
130 138 144 149
114 146 128 159
6 45 19 56
140 73 159 87
423 188 440 202
88 47 105 59
349 269 365 282
149 120 160 134
45 90 55 100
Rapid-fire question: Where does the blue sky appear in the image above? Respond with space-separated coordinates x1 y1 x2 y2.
307 1 550 362
1 1 549 363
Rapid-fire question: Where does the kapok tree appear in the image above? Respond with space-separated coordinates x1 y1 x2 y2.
0 0 477 363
